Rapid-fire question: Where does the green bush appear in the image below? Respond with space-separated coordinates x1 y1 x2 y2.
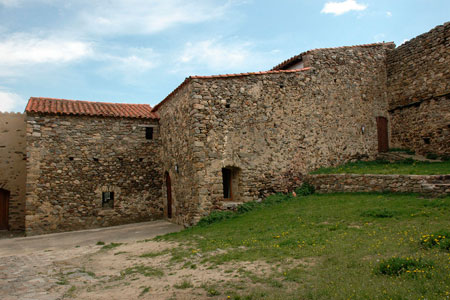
375 257 432 276
420 230 450 251
360 208 395 218
197 211 234 227
294 182 315 196
426 153 439 160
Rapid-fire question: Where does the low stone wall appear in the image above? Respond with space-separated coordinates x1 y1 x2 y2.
306 174 450 196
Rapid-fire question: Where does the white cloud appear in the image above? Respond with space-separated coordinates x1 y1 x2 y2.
0 90 25 112
180 39 252 71
386 11 392 17
77 0 231 35
99 48 159 74
321 0 367 16
0 0 20 7
0 34 92 66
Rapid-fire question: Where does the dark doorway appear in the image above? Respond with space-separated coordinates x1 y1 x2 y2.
222 168 232 200
0 188 10 230
222 167 240 201
165 172 172 218
376 116 389 153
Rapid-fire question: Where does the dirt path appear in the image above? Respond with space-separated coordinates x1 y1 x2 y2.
0 221 183 300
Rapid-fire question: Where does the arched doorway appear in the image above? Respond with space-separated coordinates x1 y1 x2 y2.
0 188 10 230
165 172 172 219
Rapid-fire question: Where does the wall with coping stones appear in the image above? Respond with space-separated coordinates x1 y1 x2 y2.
0 113 26 231
25 114 163 235
387 22 450 155
159 44 392 223
306 174 450 196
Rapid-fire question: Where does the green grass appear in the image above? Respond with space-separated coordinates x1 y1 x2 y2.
310 159 450 175
157 192 450 299
101 242 123 250
120 265 164 278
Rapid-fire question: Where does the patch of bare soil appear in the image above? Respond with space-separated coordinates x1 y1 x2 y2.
43 239 310 300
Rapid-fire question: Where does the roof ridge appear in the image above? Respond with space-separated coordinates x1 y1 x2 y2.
26 97 158 119
28 97 152 107
152 68 312 112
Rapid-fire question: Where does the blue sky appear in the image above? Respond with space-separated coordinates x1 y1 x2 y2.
0 0 448 112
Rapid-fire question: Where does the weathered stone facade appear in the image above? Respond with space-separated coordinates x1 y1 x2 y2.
0 113 26 231
156 43 394 223
387 22 450 155
1 22 448 234
306 174 450 197
25 114 163 235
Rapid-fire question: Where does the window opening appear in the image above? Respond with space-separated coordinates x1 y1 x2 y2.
146 127 154 140
102 192 114 209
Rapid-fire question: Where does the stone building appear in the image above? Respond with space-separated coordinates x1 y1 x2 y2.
0 22 448 234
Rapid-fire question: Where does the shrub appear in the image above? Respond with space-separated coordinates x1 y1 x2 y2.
420 230 450 251
197 211 234 227
375 257 432 276
294 182 315 196
360 208 395 218
426 153 439 160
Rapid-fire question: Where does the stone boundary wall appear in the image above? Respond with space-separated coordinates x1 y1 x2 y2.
389 94 450 156
387 22 450 110
0 112 26 230
306 174 450 196
387 22 450 156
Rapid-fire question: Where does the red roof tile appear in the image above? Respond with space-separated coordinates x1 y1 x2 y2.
152 68 312 112
271 42 395 71
26 97 158 119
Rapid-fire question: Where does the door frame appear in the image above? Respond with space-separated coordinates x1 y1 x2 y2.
0 188 10 230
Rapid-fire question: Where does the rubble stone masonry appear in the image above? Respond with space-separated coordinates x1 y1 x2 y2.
387 22 450 155
0 113 26 230
158 44 393 223
25 114 163 235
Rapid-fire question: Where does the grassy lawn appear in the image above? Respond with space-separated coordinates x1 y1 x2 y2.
157 193 450 300
310 159 450 175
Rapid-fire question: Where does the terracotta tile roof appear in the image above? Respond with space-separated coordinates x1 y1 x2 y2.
26 97 158 119
152 68 312 112
271 42 395 71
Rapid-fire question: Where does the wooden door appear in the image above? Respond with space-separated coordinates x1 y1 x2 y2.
0 189 9 230
376 116 389 153
165 172 172 219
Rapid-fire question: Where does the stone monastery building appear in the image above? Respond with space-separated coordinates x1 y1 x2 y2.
0 22 449 235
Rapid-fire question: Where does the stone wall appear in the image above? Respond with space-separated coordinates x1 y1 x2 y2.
387 22 450 155
306 174 450 196
157 82 202 226
0 113 26 231
157 44 392 223
389 94 450 156
25 114 163 235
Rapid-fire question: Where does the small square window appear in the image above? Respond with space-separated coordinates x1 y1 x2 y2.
145 127 153 140
102 192 114 209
